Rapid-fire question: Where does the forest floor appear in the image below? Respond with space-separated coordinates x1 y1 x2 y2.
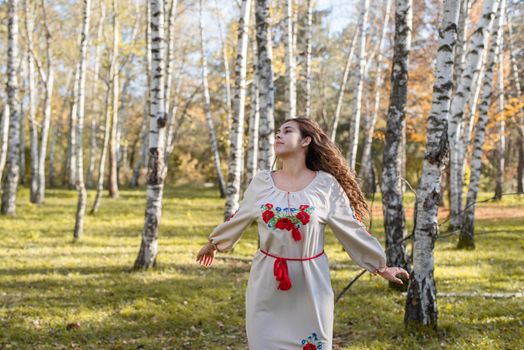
1 185 523 350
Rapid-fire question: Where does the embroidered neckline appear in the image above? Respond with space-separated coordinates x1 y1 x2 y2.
267 170 320 194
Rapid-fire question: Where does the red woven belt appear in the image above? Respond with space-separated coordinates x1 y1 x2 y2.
260 249 325 291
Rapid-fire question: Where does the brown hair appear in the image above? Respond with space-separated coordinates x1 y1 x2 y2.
272 117 369 222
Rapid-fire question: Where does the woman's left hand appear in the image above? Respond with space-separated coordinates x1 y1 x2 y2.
377 266 410 285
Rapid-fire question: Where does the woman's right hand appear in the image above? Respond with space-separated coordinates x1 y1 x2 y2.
196 242 217 267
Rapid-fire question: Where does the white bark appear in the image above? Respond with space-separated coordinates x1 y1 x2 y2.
330 26 359 143
0 104 9 183
246 24 260 186
1 0 21 215
199 0 226 197
35 0 54 203
348 0 370 170
255 0 275 170
284 0 296 119
225 0 252 218
405 0 461 327
24 0 38 203
448 0 500 231
304 0 313 119
359 0 393 195
495 0 506 199
108 0 119 199
134 0 168 269
87 0 106 189
380 0 412 286
73 0 92 239
459 1 504 249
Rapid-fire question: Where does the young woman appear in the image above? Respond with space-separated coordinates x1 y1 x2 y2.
196 117 409 350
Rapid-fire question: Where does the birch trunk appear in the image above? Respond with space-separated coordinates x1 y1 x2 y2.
448 0 500 231
303 0 313 119
348 0 369 170
23 0 38 203
459 1 503 249
452 0 470 88
163 0 178 161
224 0 251 218
108 0 119 199
73 0 91 239
506 11 524 193
494 0 506 200
1 0 20 215
66 65 80 188
0 104 9 183
35 0 54 203
404 0 460 328
134 0 168 269
330 26 359 143
87 0 106 188
199 0 226 197
90 71 112 214
359 0 392 196
284 0 296 120
380 0 412 287
255 0 275 170
246 25 260 186
214 1 233 133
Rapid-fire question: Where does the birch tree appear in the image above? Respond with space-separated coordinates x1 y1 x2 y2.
303 0 313 119
494 0 506 200
23 0 38 203
35 0 54 203
0 105 9 183
214 0 233 133
330 26 358 143
73 0 92 240
506 10 524 193
359 0 393 196
284 0 296 120
224 0 252 218
108 0 120 199
380 0 412 284
347 0 369 170
87 0 106 188
199 0 226 197
134 0 168 269
404 0 461 328
458 1 504 249
1 0 21 216
448 0 500 231
255 0 275 170
246 25 260 186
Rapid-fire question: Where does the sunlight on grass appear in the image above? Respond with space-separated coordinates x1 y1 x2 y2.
1 186 523 349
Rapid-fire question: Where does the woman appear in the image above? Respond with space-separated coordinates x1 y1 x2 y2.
196 117 409 349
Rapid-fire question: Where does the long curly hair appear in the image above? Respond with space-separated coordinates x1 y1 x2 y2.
272 117 369 222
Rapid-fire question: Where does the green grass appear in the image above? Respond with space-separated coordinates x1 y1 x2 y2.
1 186 523 349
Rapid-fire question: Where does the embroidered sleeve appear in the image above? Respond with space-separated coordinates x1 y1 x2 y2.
326 177 387 273
207 173 260 252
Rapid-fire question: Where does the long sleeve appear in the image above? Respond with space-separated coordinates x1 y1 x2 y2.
208 173 261 252
326 178 387 273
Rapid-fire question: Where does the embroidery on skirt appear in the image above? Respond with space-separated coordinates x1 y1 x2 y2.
301 332 323 349
260 203 315 241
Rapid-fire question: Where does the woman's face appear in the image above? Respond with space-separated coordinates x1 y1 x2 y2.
274 121 309 157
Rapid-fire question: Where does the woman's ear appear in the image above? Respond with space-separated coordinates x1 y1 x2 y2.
302 136 312 147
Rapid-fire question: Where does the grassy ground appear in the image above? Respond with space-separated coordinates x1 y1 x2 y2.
1 185 523 350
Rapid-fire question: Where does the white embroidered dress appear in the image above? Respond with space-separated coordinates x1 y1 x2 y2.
208 169 387 350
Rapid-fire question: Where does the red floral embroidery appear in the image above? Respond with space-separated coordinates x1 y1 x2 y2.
303 344 317 350
262 210 275 223
260 203 314 241
296 211 310 224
